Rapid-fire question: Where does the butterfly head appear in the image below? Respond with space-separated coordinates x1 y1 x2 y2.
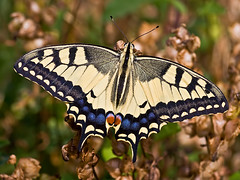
114 40 134 52
124 42 134 51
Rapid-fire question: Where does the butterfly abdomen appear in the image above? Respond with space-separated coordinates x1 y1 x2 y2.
114 43 133 108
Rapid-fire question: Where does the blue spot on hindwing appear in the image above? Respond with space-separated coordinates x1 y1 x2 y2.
82 106 90 113
148 112 156 120
78 99 85 107
96 114 105 125
121 119 130 130
140 117 147 124
131 122 140 131
88 112 96 122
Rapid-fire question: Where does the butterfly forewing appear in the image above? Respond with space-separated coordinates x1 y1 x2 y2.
14 44 119 102
14 42 229 162
135 57 228 118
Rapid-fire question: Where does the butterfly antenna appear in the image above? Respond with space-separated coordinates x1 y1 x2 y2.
110 16 129 42
131 25 159 43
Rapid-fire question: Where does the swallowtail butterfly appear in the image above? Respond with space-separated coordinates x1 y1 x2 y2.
14 39 228 162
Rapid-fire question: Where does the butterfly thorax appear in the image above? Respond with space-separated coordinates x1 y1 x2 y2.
113 42 134 111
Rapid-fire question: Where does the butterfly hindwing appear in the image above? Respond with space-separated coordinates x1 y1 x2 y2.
67 102 107 149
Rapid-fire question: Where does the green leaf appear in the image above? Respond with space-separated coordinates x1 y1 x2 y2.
103 0 148 21
188 151 199 162
101 138 118 161
170 0 187 13
230 171 240 180
167 166 177 178
0 139 10 148
155 123 181 140
197 0 225 15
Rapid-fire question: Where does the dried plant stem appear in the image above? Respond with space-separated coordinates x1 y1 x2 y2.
61 0 82 43
92 165 99 180
205 136 211 159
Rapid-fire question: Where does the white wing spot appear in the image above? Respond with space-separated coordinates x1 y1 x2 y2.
160 115 169 120
43 79 50 85
214 104 219 108
80 65 99 92
148 79 160 105
23 67 29 71
70 106 79 114
149 123 158 129
18 62 23 68
66 103 69 109
96 129 104 134
148 130 158 137
198 107 205 111
190 108 196 113
60 66 76 79
57 91 64 97
128 133 136 144
50 86 56 92
66 96 74 101
181 112 188 117
76 122 82 126
78 114 86 122
159 122 167 130
30 70 36 76
206 105 212 109
222 102 226 108
118 134 127 138
36 75 43 80
172 114 179 119
140 81 155 106
139 127 148 135
85 125 95 134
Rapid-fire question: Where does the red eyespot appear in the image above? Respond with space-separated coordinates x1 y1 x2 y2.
115 114 122 126
106 113 115 125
